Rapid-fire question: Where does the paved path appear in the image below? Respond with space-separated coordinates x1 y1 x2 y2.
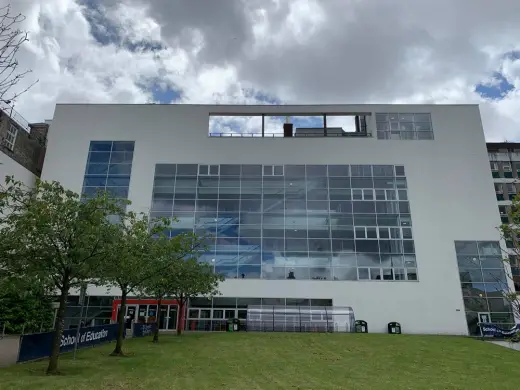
489 340 520 351
0 336 20 367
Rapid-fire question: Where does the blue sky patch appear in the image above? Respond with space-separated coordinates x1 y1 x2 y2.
151 84 182 103
504 50 520 61
80 0 164 53
475 71 514 100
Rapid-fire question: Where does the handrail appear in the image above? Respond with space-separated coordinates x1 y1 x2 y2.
209 132 372 138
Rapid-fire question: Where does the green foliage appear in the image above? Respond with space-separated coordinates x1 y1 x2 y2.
0 176 126 374
140 248 223 307
140 245 224 335
0 177 125 290
498 194 520 320
0 274 54 333
100 211 160 293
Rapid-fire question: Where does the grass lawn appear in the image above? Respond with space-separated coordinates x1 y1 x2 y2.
1 333 519 389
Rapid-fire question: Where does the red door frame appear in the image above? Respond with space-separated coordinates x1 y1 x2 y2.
112 299 186 330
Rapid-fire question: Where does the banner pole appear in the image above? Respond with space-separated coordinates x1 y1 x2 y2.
73 284 87 360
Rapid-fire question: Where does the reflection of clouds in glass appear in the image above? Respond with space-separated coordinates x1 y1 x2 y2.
264 116 285 136
326 116 356 132
151 163 415 281
209 114 359 136
209 116 263 135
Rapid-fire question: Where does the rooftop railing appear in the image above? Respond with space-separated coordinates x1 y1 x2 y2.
1 105 31 132
209 130 372 138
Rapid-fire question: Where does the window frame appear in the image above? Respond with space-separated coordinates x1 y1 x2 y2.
263 165 284 176
5 123 18 150
199 164 220 176
375 113 433 141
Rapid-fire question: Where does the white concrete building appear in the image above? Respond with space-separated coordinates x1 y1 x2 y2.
41 103 511 335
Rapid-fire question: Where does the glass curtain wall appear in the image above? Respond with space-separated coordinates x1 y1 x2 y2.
455 241 515 335
151 164 417 282
82 141 135 202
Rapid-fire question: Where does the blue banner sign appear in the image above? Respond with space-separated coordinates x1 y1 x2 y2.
133 322 157 338
479 323 520 338
17 324 120 363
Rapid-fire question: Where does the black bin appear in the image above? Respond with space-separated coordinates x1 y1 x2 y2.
388 322 401 334
355 320 368 333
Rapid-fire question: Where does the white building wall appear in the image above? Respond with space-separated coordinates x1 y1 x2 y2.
0 150 36 188
42 104 501 335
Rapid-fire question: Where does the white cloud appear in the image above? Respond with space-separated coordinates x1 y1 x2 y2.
1 0 520 142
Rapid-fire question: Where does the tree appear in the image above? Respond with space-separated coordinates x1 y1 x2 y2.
499 196 520 324
0 273 54 334
0 177 123 374
0 4 37 105
104 214 211 348
139 230 216 341
142 256 224 337
101 211 168 355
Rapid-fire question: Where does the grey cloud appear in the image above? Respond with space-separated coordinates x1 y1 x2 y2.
116 0 255 65
6 0 520 141
237 0 518 104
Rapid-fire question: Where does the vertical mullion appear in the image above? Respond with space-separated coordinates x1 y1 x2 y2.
260 166 264 280
282 165 286 280
237 166 242 278
172 165 177 237
105 141 113 190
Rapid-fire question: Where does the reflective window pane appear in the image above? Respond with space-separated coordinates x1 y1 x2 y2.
89 141 112 152
146 163 415 283
177 164 198 175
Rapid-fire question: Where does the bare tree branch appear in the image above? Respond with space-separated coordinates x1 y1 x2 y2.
0 5 37 104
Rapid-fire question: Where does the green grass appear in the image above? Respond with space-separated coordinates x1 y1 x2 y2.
0 333 519 389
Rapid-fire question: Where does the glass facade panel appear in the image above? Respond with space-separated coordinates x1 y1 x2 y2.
151 164 416 282
454 240 514 335
82 141 135 207
376 113 434 140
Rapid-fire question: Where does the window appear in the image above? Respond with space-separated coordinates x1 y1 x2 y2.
494 184 503 193
4 124 18 150
199 164 219 176
455 240 513 335
376 113 433 140
507 183 517 194
152 164 415 283
263 165 284 176
503 164 513 178
82 141 134 202
490 162 498 171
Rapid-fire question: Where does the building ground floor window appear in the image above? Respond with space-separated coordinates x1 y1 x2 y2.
61 296 334 331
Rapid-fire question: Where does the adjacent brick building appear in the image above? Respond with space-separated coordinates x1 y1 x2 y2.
0 107 49 177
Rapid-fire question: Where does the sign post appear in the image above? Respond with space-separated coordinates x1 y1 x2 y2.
73 284 87 360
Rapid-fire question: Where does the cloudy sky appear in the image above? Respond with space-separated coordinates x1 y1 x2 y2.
2 0 520 140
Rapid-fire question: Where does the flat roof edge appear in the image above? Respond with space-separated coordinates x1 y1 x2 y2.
54 103 480 107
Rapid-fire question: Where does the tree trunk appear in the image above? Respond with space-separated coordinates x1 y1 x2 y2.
176 300 185 336
111 288 127 356
153 298 161 343
46 279 69 375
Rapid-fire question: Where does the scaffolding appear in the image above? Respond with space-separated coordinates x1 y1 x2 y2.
246 306 355 333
